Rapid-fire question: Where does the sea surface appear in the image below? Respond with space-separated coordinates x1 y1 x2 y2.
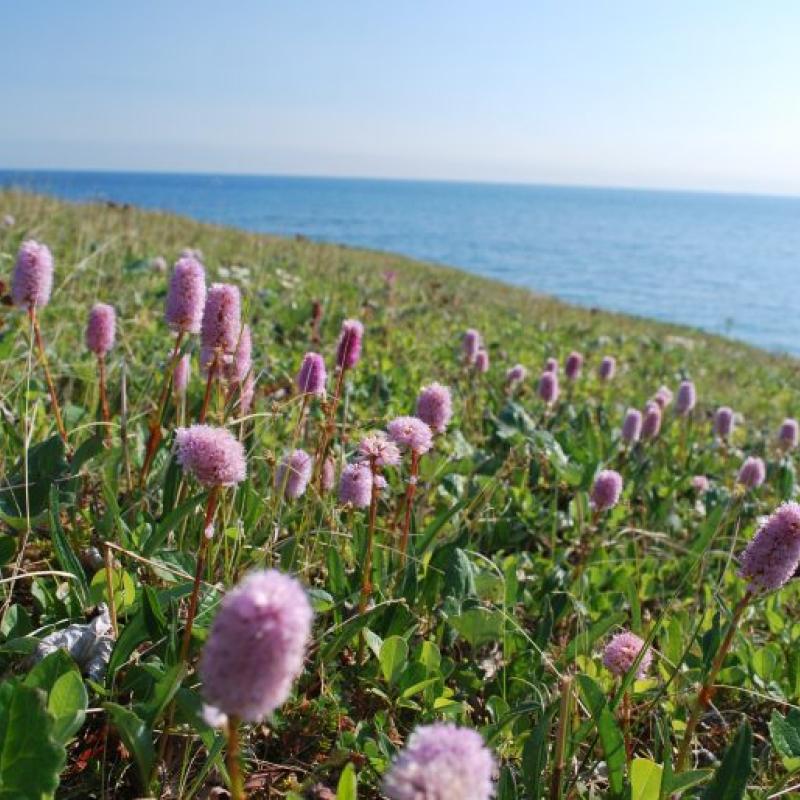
2 170 799 354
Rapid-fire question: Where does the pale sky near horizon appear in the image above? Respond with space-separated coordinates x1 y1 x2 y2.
2 1 800 195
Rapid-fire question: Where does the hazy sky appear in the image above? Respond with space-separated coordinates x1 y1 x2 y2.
3 1 799 194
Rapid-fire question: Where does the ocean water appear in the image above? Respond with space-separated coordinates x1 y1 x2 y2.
2 170 800 354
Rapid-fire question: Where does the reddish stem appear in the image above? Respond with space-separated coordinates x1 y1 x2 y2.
399 450 421 563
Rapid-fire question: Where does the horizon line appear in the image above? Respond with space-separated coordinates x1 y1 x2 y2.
2 164 800 203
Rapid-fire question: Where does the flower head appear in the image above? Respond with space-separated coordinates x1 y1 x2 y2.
462 329 481 365
565 351 583 381
383 723 496 800
85 303 116 357
545 357 558 374
591 469 623 512
538 370 559 405
675 381 696 416
173 354 191 397
199 569 312 722
416 382 453 433
738 456 766 489
714 406 735 439
296 352 327 397
779 418 799 450
201 283 242 354
603 631 652 678
321 457 336 493
276 449 313 499
506 364 527 384
642 402 662 439
475 349 490 373
165 256 206 334
225 324 252 384
174 424 247 487
653 385 673 409
239 372 256 415
388 416 433 455
359 433 401 467
739 502 800 592
336 319 364 370
598 356 616 381
338 462 373 507
621 409 642 443
12 240 53 309
692 475 710 493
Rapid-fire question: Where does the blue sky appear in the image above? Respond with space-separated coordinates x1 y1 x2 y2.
2 1 799 194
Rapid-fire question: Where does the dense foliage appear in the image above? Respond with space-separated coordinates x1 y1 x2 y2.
2 190 800 799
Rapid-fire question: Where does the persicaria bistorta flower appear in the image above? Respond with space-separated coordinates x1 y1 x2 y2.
714 406 735 439
165 255 206 334
239 372 256 415
276 449 313 499
201 283 242 355
675 381 696 416
336 319 364 369
321 457 336 493
506 364 527 384
416 382 453 433
598 355 616 381
738 456 766 489
173 354 190 396
642 402 662 439
603 631 652 678
653 385 673 409
474 349 490 373
85 303 116 356
382 723 496 800
565 351 583 380
591 469 623 512
12 240 53 309
296 352 327 397
538 370 559 405
545 357 558 374
199 569 312 722
621 409 642 443
462 329 481 365
225 324 252 384
174 424 247 487
779 418 799 450
359 433 401 467
692 475 710 493
388 416 433 455
738 502 800 592
338 462 373 508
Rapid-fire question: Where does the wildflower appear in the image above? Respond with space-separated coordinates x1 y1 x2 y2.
675 381 696 416
321 457 335 493
591 469 623 512
506 364 527 384
739 502 800 592
714 406 735 439
338 462 373 507
692 475 710 493
416 382 453 433
199 569 313 722
462 329 481 364
545 357 558 373
165 255 206 334
383 723 496 800
538 370 559 405
12 240 53 309
201 283 242 354
642 402 662 439
598 356 616 381
336 319 364 369
296 352 327 397
359 433 401 467
565 351 583 380
174 424 247 487
779 418 799 450
173 354 190 396
653 385 673 409
239 372 256 415
276 450 313 499
388 416 433 455
603 631 652 678
738 456 766 489
226 324 252 384
474 349 490 373
85 303 116 356
621 409 642 443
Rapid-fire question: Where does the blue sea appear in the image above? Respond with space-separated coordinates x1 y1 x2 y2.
2 170 799 354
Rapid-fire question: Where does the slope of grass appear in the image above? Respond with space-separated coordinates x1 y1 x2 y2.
1 189 800 799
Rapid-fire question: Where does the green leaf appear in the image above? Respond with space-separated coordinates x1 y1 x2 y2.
449 607 505 647
770 709 800 758
0 536 15 566
380 636 409 687
47 671 88 744
663 769 712 796
630 758 662 800
135 664 185 729
336 762 358 800
0 682 66 800
1 436 71 519
48 485 90 608
521 705 556 799
564 612 625 661
702 720 752 800
320 601 404 663
103 703 154 791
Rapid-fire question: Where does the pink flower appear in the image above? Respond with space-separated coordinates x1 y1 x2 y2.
359 433 401 467
506 364 527 384
621 409 642 443
779 419 798 450
474 349 490 373
173 354 190 397
296 352 327 397
321 457 336 493
276 449 313 499
416 383 453 434
545 357 558 374
591 470 623 512
12 240 53 309
462 329 481 365
598 356 616 381
85 303 116 356
225 324 252 384
201 283 242 354
642 402 662 439
653 386 673 409
565 351 583 380
738 456 766 489
675 381 696 416
338 462 373 507
739 502 800 592
174 424 247 487
239 372 256 415
388 416 433 455
199 569 312 722
165 256 206 334
603 631 652 678
336 319 364 369
713 406 735 439
538 371 559 405
692 475 710 493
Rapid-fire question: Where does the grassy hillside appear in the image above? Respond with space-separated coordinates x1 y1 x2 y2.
1 189 800 799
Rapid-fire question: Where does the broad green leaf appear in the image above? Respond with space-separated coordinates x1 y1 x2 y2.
522 705 556 799
702 720 752 800
48 671 88 744
103 703 155 790
337 761 358 800
449 607 505 647
0 536 15 565
48 485 90 608
380 636 409 687
663 769 712 796
630 758 662 800
769 709 800 758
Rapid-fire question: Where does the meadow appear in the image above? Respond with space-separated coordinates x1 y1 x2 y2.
2 189 800 799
